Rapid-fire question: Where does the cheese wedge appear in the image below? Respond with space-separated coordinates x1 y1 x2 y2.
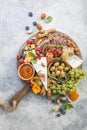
32 57 48 90
67 54 83 68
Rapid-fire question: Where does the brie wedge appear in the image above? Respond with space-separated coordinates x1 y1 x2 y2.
67 54 83 68
32 57 48 90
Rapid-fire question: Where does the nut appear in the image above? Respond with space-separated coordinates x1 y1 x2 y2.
24 46 29 51
31 37 36 40
47 88 51 97
41 13 46 19
40 86 46 96
50 79 57 84
56 98 60 105
38 30 45 34
39 73 46 81
27 29 33 34
67 98 72 103
36 23 42 30
41 62 46 67
30 44 35 49
74 47 79 52
47 28 56 33
24 51 28 55
75 51 80 56
38 28 56 38
43 74 46 81
35 39 43 46
38 70 42 75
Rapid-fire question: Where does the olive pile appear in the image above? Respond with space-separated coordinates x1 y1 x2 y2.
50 61 70 78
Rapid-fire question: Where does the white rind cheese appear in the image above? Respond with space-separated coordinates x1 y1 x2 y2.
67 54 83 68
32 57 48 90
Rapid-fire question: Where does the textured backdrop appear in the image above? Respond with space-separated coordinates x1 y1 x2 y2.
0 0 87 130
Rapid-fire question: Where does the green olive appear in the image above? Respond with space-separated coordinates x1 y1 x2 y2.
55 67 58 71
61 63 65 68
50 66 55 71
60 71 65 78
64 67 69 71
54 62 59 67
58 66 63 71
52 72 56 76
55 70 60 76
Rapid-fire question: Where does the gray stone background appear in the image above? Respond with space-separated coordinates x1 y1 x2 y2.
0 0 87 130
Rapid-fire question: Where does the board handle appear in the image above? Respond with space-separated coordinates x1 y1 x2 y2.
10 84 30 106
0 84 30 112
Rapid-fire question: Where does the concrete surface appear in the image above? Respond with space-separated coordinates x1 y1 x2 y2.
0 0 87 130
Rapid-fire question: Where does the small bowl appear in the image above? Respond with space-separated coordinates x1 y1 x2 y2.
48 59 71 78
18 63 35 81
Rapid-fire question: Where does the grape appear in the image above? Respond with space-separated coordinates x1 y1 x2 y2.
61 91 66 95
71 74 74 78
49 68 86 95
71 78 74 81
58 90 61 93
67 88 70 92
71 71 75 75
73 83 79 87
69 84 73 88
50 84 56 90
72 88 76 91
69 89 74 92
52 90 57 94
63 87 67 91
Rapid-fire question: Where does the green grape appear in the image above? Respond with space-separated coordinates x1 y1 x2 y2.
79 70 82 74
75 73 79 79
56 87 59 90
65 85 68 88
67 81 72 84
81 72 86 77
63 87 67 91
79 76 83 79
58 90 61 93
67 88 70 92
50 84 56 89
61 86 64 90
71 74 74 78
57 87 61 90
73 83 79 87
72 88 76 91
56 84 59 87
69 84 73 88
69 89 75 92
74 68 79 73
71 71 75 75
52 90 57 94
60 92 63 95
61 91 66 95
71 78 74 81
69 71 74 75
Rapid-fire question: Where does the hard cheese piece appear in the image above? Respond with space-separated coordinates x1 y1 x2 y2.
67 54 83 68
32 57 48 90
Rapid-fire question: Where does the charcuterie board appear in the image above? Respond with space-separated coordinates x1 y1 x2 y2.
0 29 86 112
13 29 84 102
